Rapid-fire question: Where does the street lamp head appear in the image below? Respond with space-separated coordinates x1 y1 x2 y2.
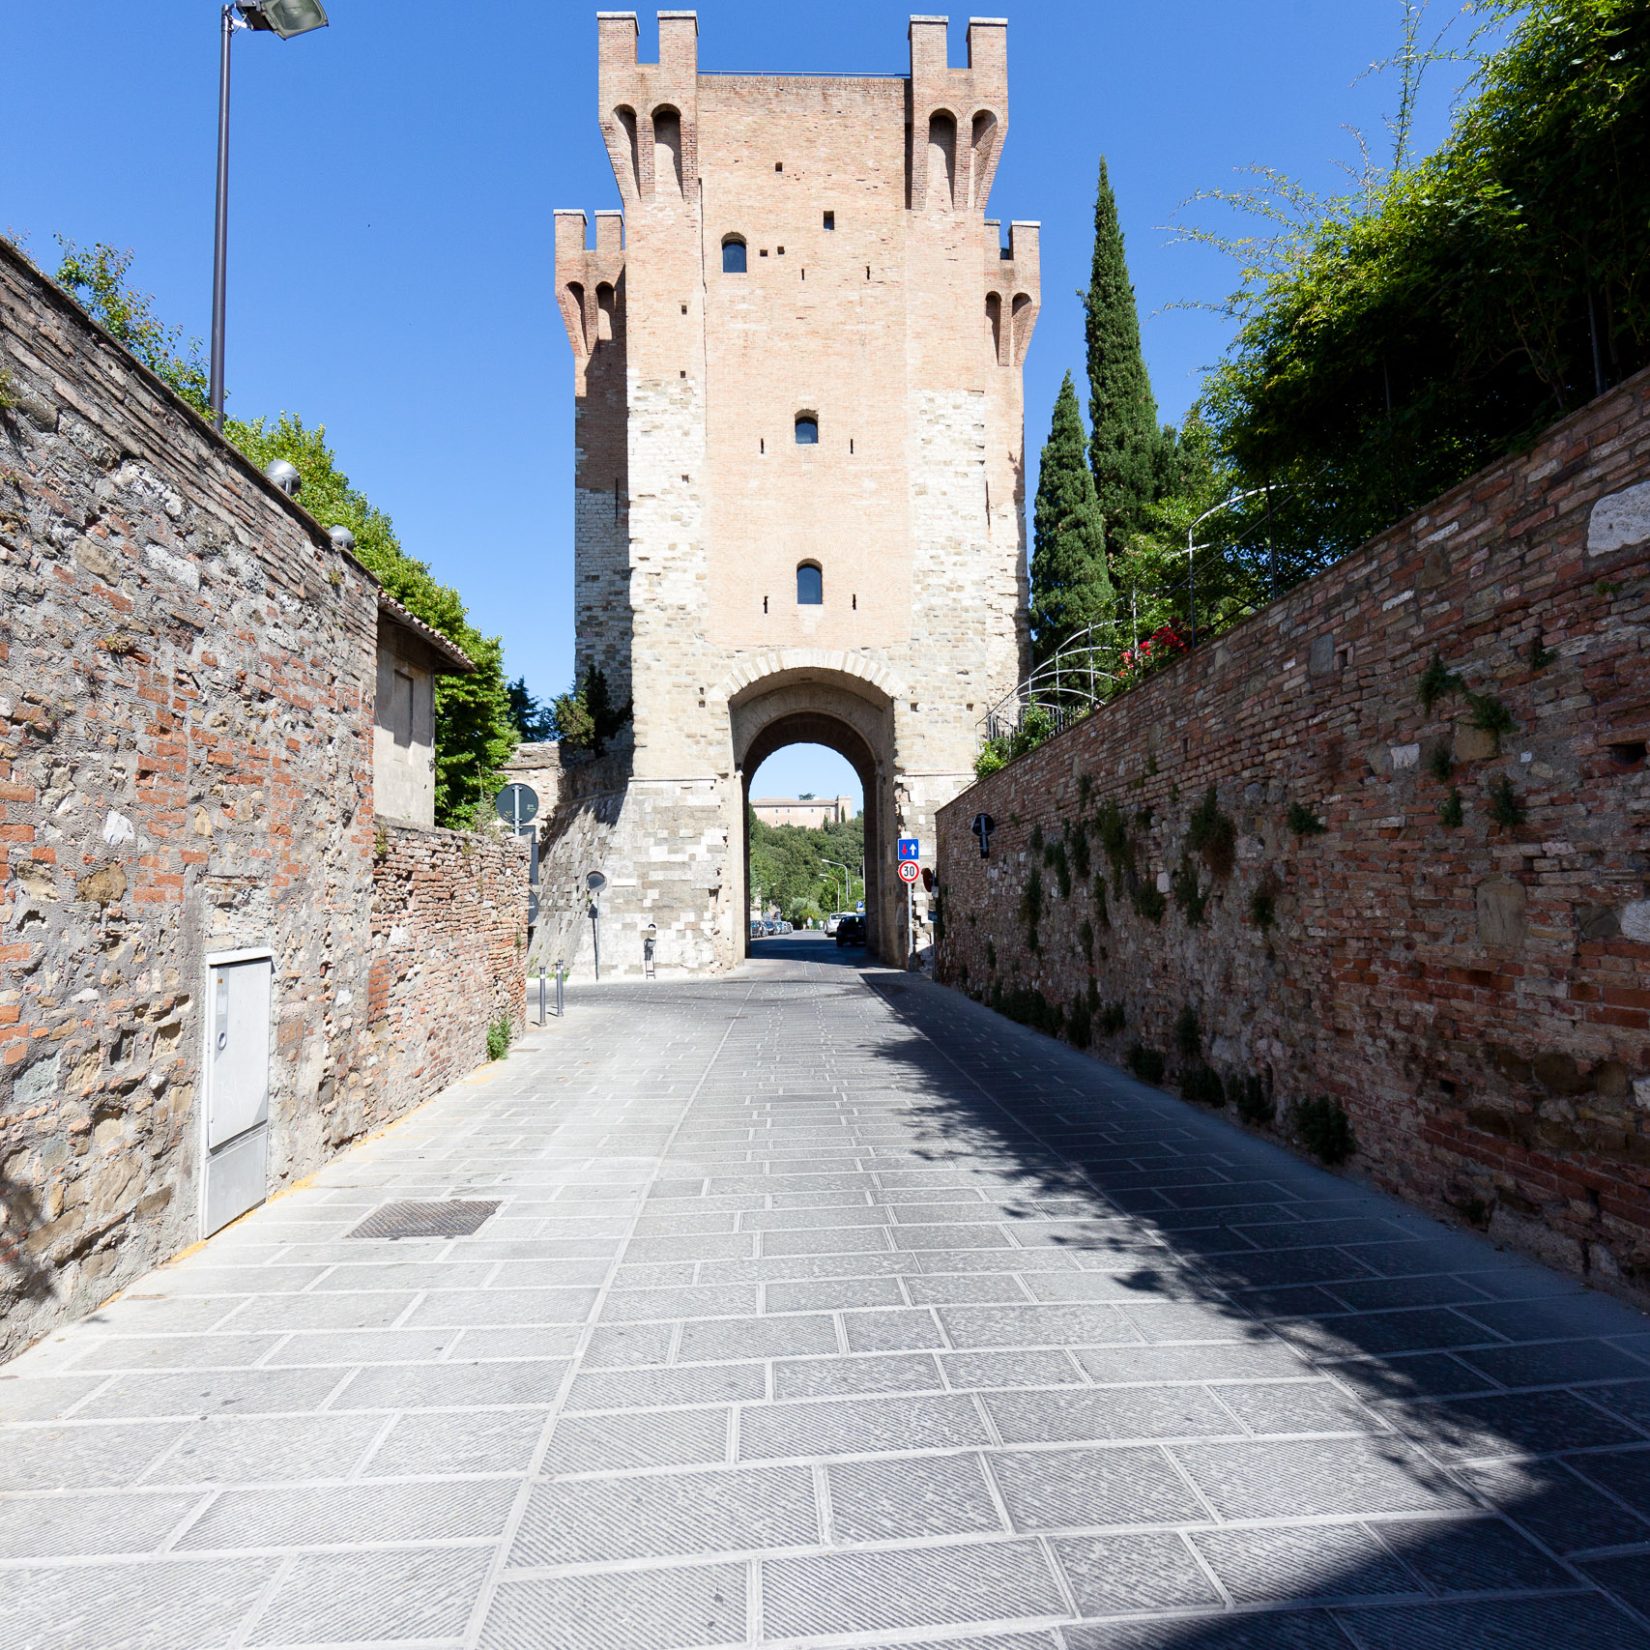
237 0 329 39
264 458 302 496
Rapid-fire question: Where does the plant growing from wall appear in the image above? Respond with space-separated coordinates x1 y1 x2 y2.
1466 691 1516 747
1174 1005 1202 1058
1098 1000 1126 1036
1126 1044 1165 1083
1070 820 1092 882
1079 917 1095 962
1093 875 1111 929
1045 836 1072 900
985 939 997 972
1418 652 1463 712
1486 773 1526 828
1131 880 1167 924
1426 742 1454 783
1528 631 1554 670
1185 786 1237 878
1236 1074 1274 1125
1171 857 1208 926
1095 801 1134 892
1182 1065 1225 1106
1287 802 1327 836
1068 992 1093 1049
1248 884 1277 930
1439 787 1465 827
1293 1095 1354 1165
1021 863 1044 953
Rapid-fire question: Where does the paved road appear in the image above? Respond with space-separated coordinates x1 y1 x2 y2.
3 936 1650 1649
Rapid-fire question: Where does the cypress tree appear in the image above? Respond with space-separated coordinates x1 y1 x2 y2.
1030 372 1115 665
1084 157 1169 563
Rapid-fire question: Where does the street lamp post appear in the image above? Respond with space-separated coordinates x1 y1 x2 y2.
210 0 329 431
822 859 851 920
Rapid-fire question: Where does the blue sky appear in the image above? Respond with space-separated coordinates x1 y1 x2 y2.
2 1 1489 805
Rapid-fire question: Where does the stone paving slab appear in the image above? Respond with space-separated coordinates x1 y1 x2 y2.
3 937 1650 1647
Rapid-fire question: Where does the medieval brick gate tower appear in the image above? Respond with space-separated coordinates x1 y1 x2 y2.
535 10 1037 978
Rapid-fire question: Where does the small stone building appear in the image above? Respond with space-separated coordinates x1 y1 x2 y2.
374 592 475 827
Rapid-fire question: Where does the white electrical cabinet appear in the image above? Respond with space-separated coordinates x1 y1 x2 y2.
202 951 273 1235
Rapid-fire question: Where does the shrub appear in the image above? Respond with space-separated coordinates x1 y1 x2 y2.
1528 632 1554 671
1418 652 1462 712
973 743 1007 779
1098 1000 1126 1037
1174 1005 1201 1058
1185 786 1237 878
1070 821 1092 882
1439 787 1465 828
1029 822 1045 854
1021 864 1044 951
1425 742 1454 783
1078 917 1095 962
1131 880 1166 924
1045 837 1072 900
1487 774 1525 829
1466 692 1516 744
1171 857 1208 926
1126 1044 1165 1084
1248 886 1276 929
1293 1095 1354 1165
1236 1074 1274 1126
1287 802 1326 837
1182 1065 1225 1107
486 1016 513 1061
1067 993 1093 1049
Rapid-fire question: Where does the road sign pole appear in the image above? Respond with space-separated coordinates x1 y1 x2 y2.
906 876 914 969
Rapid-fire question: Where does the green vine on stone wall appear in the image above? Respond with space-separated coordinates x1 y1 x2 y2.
1185 786 1237 878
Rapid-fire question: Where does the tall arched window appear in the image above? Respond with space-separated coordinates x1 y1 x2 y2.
926 112 957 209
796 562 823 605
794 413 819 445
722 235 747 274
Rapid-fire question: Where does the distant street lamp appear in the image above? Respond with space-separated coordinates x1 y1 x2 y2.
209 1 330 430
822 858 851 916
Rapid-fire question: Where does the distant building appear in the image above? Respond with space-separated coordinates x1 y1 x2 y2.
751 795 857 830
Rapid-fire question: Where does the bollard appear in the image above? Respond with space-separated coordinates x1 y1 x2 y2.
538 965 547 1026
555 959 566 1018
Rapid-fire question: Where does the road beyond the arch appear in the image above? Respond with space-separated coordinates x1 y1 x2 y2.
3 936 1649 1649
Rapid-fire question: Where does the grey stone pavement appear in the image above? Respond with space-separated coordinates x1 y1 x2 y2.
4 937 1650 1650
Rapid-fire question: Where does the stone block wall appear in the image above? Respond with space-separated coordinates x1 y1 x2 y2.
366 823 526 1097
0 242 530 1359
0 240 380 1356
937 368 1650 1299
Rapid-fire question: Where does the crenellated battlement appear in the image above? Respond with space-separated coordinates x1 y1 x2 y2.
908 16 1009 214
982 218 1039 366
552 209 625 366
596 10 699 204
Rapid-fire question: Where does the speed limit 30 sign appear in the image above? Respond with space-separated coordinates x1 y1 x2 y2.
897 860 921 884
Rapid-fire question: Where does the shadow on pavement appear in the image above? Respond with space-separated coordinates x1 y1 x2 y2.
853 971 1650 1648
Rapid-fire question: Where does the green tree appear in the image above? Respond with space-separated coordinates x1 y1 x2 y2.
507 677 554 742
1084 159 1175 565
54 238 209 411
225 414 517 827
550 664 631 757
1029 373 1115 664
1197 0 1650 575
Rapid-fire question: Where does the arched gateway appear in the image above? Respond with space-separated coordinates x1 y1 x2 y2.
528 10 1038 976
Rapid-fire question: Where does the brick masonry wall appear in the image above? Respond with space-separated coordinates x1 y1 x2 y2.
937 368 1650 1300
367 823 526 1099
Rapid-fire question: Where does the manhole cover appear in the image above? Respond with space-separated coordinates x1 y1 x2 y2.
346 1200 501 1240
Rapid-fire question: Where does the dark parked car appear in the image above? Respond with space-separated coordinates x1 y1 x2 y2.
835 914 866 947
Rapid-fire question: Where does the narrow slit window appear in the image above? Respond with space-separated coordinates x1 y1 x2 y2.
794 413 819 445
721 235 747 274
823 211 835 230
796 562 823 605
